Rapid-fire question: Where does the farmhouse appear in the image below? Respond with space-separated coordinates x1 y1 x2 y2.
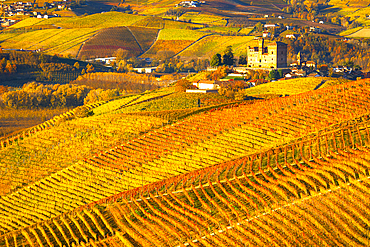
247 38 287 69
133 67 157 73
186 80 220 93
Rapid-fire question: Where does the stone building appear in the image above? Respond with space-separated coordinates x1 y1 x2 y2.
247 39 287 69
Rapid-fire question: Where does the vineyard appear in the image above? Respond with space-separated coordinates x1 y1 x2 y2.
178 35 255 58
1 79 370 246
77 27 143 59
243 77 342 97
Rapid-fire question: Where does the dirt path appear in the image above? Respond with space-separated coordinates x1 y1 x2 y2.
174 34 214 57
126 26 144 54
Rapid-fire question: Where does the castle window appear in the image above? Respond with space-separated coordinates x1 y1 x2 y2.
272 51 274 54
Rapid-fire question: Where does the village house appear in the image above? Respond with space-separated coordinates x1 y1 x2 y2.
247 38 287 69
262 31 271 38
309 27 321 33
133 67 158 73
176 1 199 7
286 33 299 39
186 80 220 93
264 24 277 28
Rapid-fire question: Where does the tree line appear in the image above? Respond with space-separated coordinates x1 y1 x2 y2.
283 35 370 71
71 72 160 93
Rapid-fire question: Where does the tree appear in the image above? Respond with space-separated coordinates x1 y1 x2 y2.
278 69 283 79
222 46 234 66
114 48 129 62
175 79 193 92
268 70 278 80
239 55 247 65
86 64 94 73
210 54 221 67
73 62 80 70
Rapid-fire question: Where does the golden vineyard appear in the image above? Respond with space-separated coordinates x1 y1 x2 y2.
1 79 370 246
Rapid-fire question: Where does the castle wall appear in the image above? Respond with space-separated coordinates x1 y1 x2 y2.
247 40 287 69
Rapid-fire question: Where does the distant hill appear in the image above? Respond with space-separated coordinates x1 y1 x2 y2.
77 26 159 59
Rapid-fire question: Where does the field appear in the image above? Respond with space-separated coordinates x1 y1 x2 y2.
1 79 370 246
0 108 71 138
77 27 143 59
129 26 160 51
243 77 342 97
178 12 227 25
0 28 100 57
178 35 255 59
141 40 196 58
157 28 210 40
198 26 241 34
347 28 370 38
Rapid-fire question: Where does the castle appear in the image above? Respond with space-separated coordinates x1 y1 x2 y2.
247 39 287 69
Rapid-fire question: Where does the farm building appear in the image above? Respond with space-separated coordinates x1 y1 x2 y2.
186 80 220 93
133 67 157 73
247 38 287 69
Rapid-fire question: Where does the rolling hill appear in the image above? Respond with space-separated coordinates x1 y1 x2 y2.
0 79 370 247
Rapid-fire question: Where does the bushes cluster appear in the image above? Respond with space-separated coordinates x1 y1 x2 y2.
1 82 91 108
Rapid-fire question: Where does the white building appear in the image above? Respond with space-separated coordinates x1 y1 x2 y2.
262 31 271 38
264 24 277 28
186 80 220 93
133 67 157 73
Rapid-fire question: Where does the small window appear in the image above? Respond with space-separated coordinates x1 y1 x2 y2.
272 51 274 54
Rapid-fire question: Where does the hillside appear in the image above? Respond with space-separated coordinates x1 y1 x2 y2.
141 29 211 58
77 27 150 59
0 79 370 245
178 35 255 59
0 79 370 246
243 77 344 97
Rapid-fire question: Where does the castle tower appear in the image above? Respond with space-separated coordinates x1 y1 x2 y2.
259 38 264 50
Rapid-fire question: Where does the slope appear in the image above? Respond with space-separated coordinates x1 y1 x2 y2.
2 107 370 246
0 79 370 235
